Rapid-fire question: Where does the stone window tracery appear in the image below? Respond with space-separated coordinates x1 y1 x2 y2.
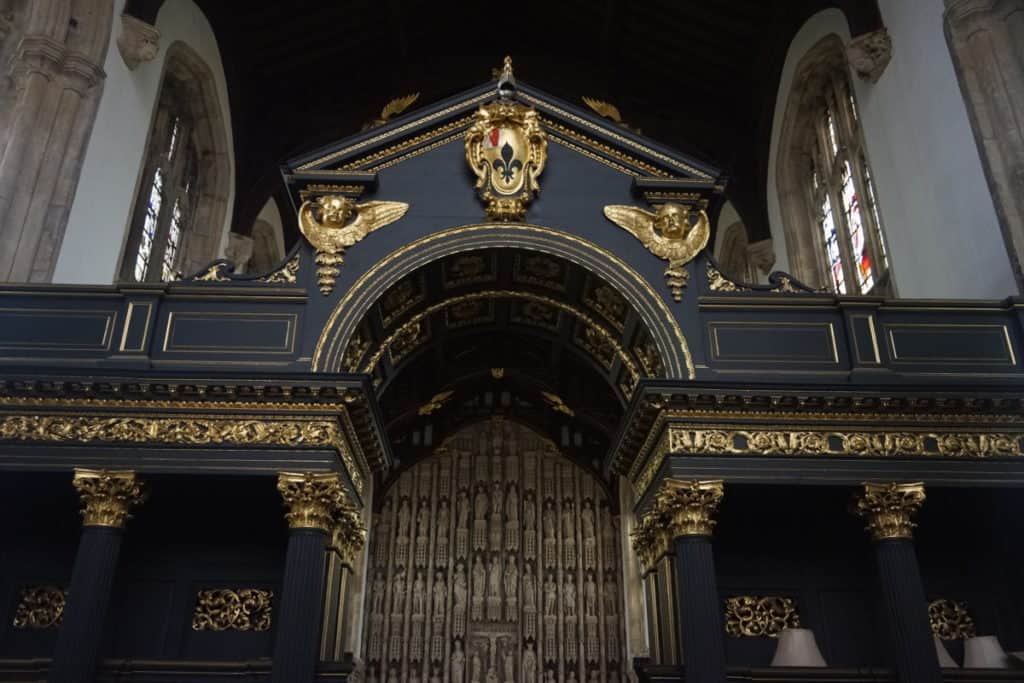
119 42 230 283
778 34 893 296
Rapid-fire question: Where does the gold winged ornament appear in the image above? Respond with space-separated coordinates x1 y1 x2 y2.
298 195 409 295
603 203 710 301
362 93 420 130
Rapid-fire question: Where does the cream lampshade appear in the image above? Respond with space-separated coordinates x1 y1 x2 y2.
934 634 958 668
963 635 1010 668
770 628 827 667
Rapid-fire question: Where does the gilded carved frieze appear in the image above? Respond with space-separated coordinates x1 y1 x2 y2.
724 596 800 638
12 586 66 629
192 589 273 632
363 419 626 682
928 599 976 641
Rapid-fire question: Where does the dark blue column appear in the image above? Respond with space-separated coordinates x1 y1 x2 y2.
271 528 329 683
48 469 145 683
674 535 726 683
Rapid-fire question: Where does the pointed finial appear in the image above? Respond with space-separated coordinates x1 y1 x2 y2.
497 55 516 99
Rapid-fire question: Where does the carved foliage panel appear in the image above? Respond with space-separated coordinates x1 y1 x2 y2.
364 419 626 682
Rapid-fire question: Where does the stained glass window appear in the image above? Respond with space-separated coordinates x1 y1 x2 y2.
820 194 845 294
840 161 873 291
121 87 200 283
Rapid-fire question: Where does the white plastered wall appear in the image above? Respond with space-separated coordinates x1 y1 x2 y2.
54 0 234 284
767 2 1017 300
255 196 286 259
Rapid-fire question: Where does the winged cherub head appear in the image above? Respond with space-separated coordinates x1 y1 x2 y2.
315 195 356 228
653 203 693 240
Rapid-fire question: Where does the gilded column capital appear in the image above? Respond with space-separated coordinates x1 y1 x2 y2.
656 479 725 538
72 469 146 529
852 482 926 541
329 503 368 566
630 479 724 573
276 471 347 532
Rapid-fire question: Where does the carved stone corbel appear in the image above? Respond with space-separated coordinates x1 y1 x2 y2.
847 28 892 83
117 14 160 70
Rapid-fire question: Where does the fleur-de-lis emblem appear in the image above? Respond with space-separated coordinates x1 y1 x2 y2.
493 141 522 183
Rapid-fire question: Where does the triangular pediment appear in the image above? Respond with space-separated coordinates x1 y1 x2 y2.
282 80 725 208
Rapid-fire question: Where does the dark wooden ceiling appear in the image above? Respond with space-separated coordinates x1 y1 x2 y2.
124 0 882 246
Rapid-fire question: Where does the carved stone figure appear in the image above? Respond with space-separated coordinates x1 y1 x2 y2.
454 563 468 609
604 578 617 615
562 504 575 538
522 564 536 610
503 649 515 683
438 501 450 531
430 665 442 683
522 643 537 682
491 482 504 516
584 574 597 617
488 558 502 598
524 496 535 528
398 500 412 538
386 668 398 683
413 571 426 616
471 649 483 683
580 502 595 541
452 640 466 683
392 570 406 614
371 573 386 614
458 491 470 528
563 575 576 617
503 560 518 599
506 484 518 519
544 576 557 616
472 556 486 620
433 571 447 615
418 503 431 536
475 488 488 520
543 502 556 540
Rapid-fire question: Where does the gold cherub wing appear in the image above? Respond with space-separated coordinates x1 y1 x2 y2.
582 97 623 124
603 204 660 252
298 198 410 295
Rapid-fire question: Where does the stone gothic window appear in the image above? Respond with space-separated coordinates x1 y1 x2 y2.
778 35 893 296
119 42 230 283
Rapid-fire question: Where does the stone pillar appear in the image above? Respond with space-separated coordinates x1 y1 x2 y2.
0 0 113 283
944 0 1024 291
49 469 146 683
631 480 725 683
852 482 941 683
271 472 365 683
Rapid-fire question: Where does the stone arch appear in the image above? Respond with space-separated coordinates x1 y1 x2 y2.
361 418 627 683
313 223 693 380
118 39 231 280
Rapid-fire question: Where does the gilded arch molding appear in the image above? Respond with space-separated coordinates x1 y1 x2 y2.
312 224 693 380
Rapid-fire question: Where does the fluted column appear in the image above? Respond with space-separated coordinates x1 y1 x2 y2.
852 482 941 683
49 469 146 683
271 472 365 683
944 0 1024 290
632 479 725 683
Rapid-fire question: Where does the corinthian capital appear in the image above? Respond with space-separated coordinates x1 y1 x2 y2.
72 469 146 529
330 504 368 566
277 471 348 532
656 479 725 538
852 482 926 541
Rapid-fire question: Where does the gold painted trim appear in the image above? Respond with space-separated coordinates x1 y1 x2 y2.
162 312 298 354
118 301 153 353
886 323 1017 365
297 94 492 170
0 308 117 351
708 321 839 364
312 223 692 380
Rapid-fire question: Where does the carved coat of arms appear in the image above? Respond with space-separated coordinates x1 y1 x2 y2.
465 58 547 221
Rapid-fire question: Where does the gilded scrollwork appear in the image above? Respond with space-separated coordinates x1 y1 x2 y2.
603 203 709 302
464 58 547 221
258 254 300 284
724 596 800 638
852 482 926 541
928 599 976 641
12 586 66 629
297 195 410 295
191 589 273 632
